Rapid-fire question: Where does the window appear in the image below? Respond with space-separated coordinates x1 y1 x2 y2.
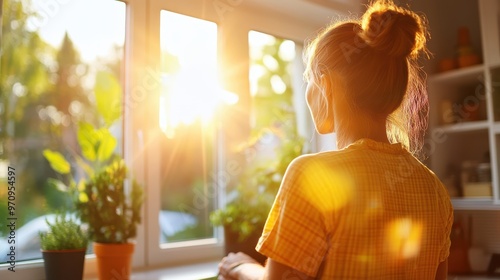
0 0 318 277
248 30 298 140
0 0 126 263
158 10 218 244
144 8 225 266
237 30 304 218
249 30 316 153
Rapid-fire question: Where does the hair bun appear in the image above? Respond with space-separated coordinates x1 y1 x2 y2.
360 1 426 58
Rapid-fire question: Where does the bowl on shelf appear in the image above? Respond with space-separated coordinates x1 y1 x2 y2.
458 53 481 68
438 58 457 72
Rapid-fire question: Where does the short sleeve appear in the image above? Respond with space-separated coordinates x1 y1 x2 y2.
256 157 329 277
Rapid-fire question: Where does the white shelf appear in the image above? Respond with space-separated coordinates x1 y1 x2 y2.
448 276 497 280
492 122 500 133
451 198 500 210
429 64 485 84
433 121 489 134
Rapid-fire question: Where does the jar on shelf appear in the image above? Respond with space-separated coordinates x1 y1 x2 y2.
460 160 479 186
461 160 492 198
440 99 454 125
477 162 491 182
456 26 481 68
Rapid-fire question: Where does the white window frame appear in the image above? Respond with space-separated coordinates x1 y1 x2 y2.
144 0 226 266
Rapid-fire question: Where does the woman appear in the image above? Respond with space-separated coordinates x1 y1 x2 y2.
218 1 453 279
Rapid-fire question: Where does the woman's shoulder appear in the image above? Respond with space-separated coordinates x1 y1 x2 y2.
290 148 363 167
285 149 355 178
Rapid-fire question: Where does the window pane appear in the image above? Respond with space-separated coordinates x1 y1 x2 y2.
249 31 297 134
159 11 218 244
248 30 301 157
0 0 126 262
235 31 302 230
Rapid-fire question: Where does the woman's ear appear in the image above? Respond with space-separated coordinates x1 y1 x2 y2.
307 75 334 134
319 75 333 102
318 76 335 134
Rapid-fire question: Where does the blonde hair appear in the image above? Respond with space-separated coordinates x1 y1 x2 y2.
304 0 429 158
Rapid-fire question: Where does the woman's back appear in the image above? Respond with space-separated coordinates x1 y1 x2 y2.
258 139 452 279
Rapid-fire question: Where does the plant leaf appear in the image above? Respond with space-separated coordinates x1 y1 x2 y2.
96 128 117 162
94 71 122 126
43 149 71 174
73 153 94 177
77 122 97 161
47 178 69 192
77 180 85 192
79 192 89 203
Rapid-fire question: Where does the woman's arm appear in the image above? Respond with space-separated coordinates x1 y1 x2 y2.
435 259 448 280
218 252 314 280
265 259 315 280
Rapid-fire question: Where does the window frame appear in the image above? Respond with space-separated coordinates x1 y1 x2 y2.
144 0 226 266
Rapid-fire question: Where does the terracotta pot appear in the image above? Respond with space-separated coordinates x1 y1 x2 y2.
42 249 86 280
223 225 267 265
93 242 134 280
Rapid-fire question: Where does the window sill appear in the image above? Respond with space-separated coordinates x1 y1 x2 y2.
88 260 219 280
448 273 500 280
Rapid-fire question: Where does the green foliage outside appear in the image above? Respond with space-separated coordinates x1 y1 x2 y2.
251 37 298 137
0 0 51 135
0 0 123 237
0 0 54 235
39 214 88 251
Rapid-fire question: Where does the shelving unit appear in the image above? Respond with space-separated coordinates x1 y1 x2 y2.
424 0 500 210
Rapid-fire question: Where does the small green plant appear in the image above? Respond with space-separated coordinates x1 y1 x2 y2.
210 137 303 241
210 196 273 241
76 159 144 244
39 214 88 251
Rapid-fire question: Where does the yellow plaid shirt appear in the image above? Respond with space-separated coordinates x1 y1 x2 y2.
256 138 453 279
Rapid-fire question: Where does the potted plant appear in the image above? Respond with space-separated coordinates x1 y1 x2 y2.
210 135 303 264
45 150 144 280
76 159 144 280
39 214 88 280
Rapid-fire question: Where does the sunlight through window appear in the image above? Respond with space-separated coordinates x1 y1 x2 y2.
158 12 218 245
159 11 218 138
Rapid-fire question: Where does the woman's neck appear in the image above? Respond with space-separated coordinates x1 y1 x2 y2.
335 115 389 149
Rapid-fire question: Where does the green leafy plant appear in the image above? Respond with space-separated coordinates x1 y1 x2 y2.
42 70 123 195
43 71 145 244
39 214 88 251
77 159 144 243
210 136 303 240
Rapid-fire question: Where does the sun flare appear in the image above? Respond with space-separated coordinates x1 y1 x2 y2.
159 11 237 138
385 218 423 260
